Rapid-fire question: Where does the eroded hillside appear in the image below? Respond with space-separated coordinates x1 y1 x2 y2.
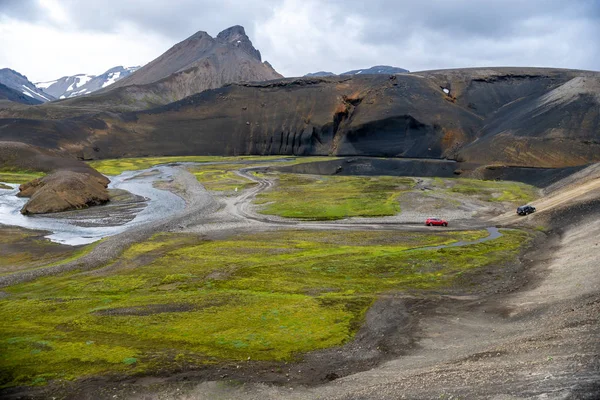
0 68 598 168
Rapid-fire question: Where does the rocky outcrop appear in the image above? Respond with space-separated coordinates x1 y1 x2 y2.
18 171 109 214
0 141 110 214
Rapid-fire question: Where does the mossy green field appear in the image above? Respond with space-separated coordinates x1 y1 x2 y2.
0 228 530 388
253 174 538 220
254 174 415 220
187 158 337 192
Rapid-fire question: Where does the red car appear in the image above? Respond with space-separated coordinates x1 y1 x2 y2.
425 218 448 227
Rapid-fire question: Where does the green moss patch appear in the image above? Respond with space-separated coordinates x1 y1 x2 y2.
0 228 530 387
254 174 414 220
189 164 257 192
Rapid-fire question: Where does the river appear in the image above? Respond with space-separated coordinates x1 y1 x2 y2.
0 166 185 245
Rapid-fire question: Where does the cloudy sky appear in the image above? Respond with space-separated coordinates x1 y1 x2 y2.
1 0 599 82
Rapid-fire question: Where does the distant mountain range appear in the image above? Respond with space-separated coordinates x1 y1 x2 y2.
35 66 140 99
0 68 55 103
305 65 409 77
0 25 281 110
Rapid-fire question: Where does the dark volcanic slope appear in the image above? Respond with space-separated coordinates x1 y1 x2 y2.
0 67 599 168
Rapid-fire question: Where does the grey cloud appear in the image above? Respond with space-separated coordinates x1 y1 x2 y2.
0 0 43 20
272 0 600 74
335 0 599 45
1 0 598 79
43 0 276 40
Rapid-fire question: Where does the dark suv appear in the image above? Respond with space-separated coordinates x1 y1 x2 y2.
517 205 536 216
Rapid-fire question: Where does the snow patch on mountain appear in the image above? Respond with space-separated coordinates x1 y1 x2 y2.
22 83 52 101
102 71 122 88
35 66 140 99
36 79 58 89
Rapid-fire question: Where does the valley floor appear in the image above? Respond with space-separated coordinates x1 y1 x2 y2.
0 158 598 399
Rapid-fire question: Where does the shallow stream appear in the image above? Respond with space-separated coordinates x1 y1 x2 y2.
0 166 185 245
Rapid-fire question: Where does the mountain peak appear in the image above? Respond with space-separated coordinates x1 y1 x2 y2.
216 25 247 40
216 25 261 61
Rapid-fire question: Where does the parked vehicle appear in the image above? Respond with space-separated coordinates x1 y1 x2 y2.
517 205 536 216
426 218 448 227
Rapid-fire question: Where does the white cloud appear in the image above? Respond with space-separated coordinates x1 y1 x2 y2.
0 16 170 82
255 0 392 76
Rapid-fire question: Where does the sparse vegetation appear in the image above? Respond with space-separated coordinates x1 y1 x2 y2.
0 227 97 276
0 228 530 387
446 179 537 204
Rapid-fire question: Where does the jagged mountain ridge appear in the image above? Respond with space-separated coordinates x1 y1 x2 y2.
105 25 281 93
36 66 139 99
0 69 55 103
